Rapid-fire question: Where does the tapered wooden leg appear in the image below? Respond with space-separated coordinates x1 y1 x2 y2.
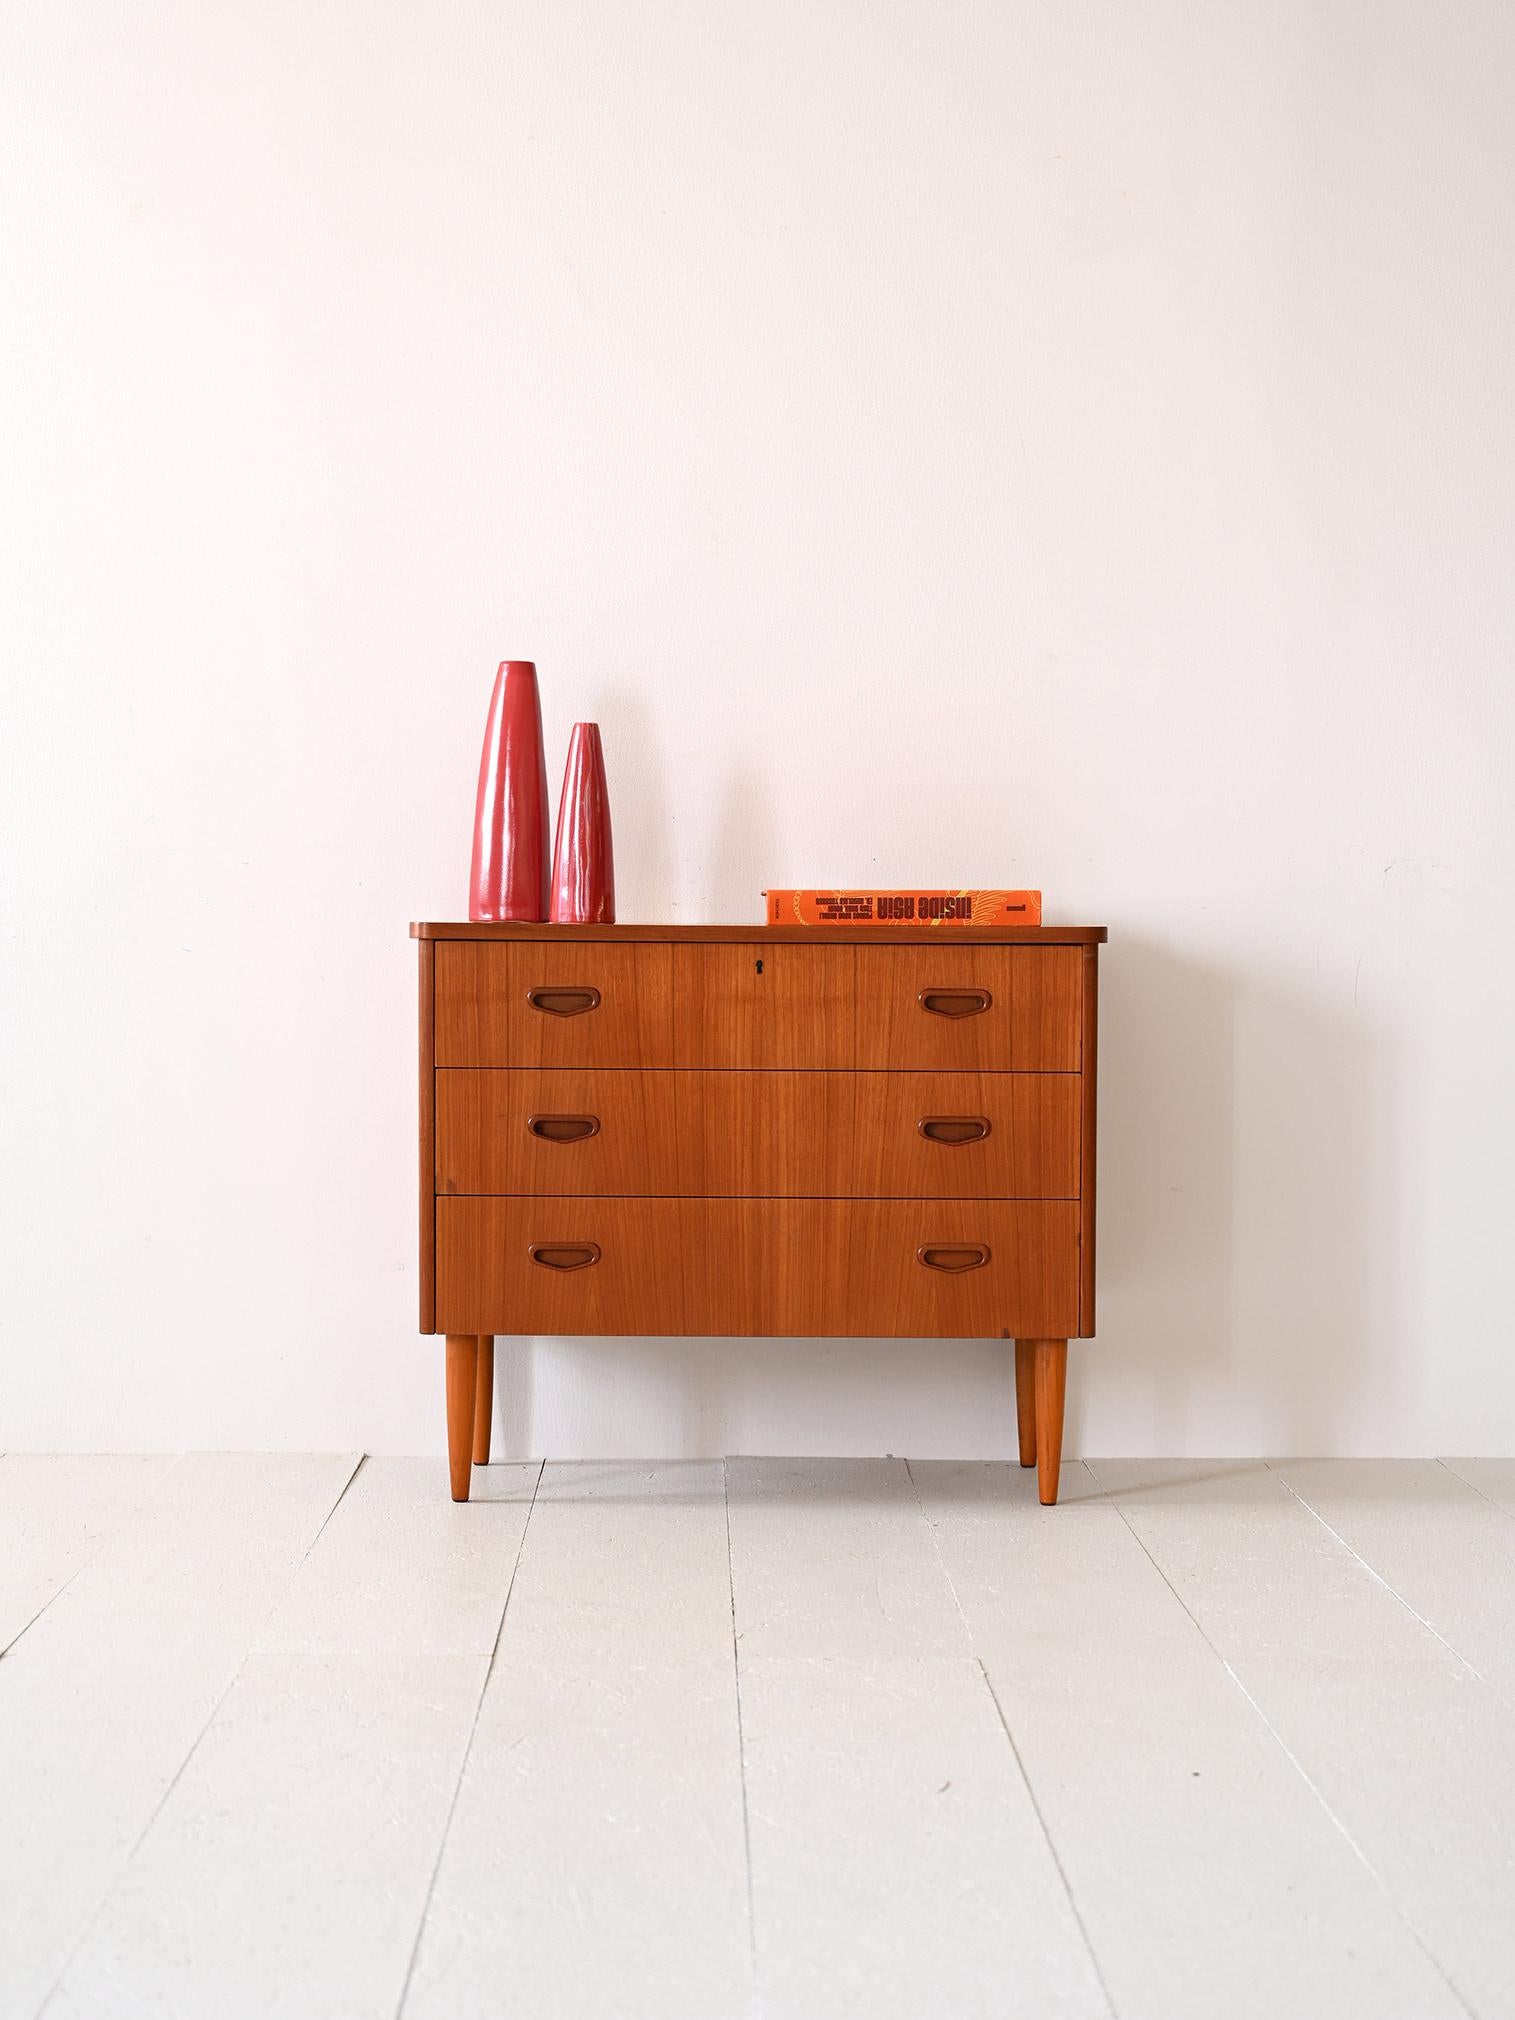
445 1335 479 1502
472 1336 494 1465
1033 1338 1068 1506
1013 1340 1037 1467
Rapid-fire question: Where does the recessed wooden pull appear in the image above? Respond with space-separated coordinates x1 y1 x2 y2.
527 1114 601 1143
526 986 602 1017
917 1243 991 1273
918 1116 991 1145
528 1242 602 1271
919 988 992 1018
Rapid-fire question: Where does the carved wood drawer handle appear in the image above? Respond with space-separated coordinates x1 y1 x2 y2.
527 986 602 1017
528 1242 602 1271
918 988 992 1019
917 1244 992 1273
918 1116 991 1145
527 1114 601 1144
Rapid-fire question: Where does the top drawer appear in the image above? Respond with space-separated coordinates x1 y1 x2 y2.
435 942 675 1069
850 944 1081 1071
434 940 1081 1070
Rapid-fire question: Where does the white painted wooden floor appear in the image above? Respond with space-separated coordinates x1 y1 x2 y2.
4 1456 1515 2019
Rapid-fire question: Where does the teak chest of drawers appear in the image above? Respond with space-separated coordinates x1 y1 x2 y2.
412 921 1107 1505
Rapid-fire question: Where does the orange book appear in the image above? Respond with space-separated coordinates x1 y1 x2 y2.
764 889 1042 927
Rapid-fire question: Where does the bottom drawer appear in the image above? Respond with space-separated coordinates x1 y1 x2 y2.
435 1196 1079 1339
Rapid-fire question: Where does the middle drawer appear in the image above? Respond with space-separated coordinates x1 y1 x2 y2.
436 1068 1079 1200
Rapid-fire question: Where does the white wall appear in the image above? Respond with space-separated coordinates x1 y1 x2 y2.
4 1 1512 1459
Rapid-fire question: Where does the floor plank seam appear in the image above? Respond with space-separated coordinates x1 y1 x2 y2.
1263 1461 1515 1717
721 1456 761 1995
16 1457 1515 2020
902 1459 1120 2020
391 1456 545 2020
1437 1458 1515 1526
0 1454 181 1661
241 1451 370 1657
1089 1468 1482 2020
975 1658 1121 2020
307 1451 369 1540
33 1665 251 2017
30 1453 369 2017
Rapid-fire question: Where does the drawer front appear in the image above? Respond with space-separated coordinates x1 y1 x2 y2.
436 940 843 1068
669 944 856 1068
852 945 1082 1071
436 1069 1080 1199
435 940 1080 1071
434 941 675 1067
436 1196 1079 1337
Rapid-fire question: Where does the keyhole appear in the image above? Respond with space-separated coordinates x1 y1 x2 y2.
755 959 764 974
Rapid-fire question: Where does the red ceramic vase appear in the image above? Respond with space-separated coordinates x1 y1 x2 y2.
469 660 549 922
549 722 615 923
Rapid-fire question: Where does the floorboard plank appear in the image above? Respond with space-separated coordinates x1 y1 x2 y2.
45 1653 485 2020
727 1457 1108 2020
1269 1458 1515 1709
402 1462 752 2020
0 1455 176 1653
1443 1458 1515 1520
0 1453 358 2018
10 1454 1515 2020
1090 1458 1515 2020
913 1459 1465 2020
258 1456 540 1655
741 1653 1110 2020
725 1455 975 1661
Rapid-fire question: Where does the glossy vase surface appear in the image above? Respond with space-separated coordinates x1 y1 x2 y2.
469 660 549 921
549 722 615 923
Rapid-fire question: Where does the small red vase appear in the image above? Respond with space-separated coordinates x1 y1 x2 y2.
549 722 615 923
469 661 549 922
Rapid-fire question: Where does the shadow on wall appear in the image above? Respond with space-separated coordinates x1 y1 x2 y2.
483 926 1392 1462
1084 934 1393 1457
1070 936 1236 1457
583 686 679 918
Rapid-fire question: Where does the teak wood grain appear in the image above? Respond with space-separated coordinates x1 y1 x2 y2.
414 922 1107 945
1029 1336 1069 1505
444 1336 477 1502
851 944 1081 1072
1079 942 1099 1334
1013 1340 1038 1467
418 937 436 1334
435 1068 1080 1200
434 1196 1080 1339
416 921 1104 1502
472 1336 494 1464
670 944 855 1069
435 941 676 1069
436 940 1081 1071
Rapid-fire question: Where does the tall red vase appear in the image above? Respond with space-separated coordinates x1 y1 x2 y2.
469 661 549 922
549 722 615 923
